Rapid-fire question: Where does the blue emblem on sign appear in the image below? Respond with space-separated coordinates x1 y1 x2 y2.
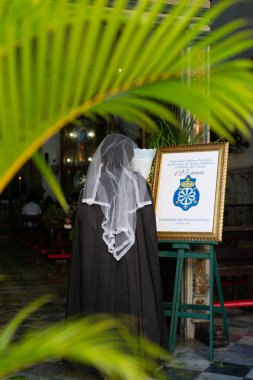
173 176 200 211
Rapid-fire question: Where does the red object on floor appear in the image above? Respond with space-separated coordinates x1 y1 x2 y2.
47 253 71 259
214 299 253 308
40 249 49 254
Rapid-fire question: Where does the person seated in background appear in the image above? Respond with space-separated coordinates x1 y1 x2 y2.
22 191 42 216
22 192 42 229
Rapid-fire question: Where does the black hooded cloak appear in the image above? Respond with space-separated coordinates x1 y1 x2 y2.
66 187 168 349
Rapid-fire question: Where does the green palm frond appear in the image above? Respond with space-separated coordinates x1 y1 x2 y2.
0 297 169 379
32 152 69 211
0 0 253 192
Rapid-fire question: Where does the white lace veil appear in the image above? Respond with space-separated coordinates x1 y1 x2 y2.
81 134 152 261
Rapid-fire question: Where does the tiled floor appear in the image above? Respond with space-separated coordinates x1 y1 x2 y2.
0 237 252 380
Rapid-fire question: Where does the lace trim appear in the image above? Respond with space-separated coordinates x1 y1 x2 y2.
82 170 151 261
101 199 151 261
82 199 110 207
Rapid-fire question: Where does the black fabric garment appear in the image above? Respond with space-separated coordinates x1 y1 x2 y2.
66 190 168 349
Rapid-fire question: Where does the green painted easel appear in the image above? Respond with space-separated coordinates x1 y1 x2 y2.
158 241 230 361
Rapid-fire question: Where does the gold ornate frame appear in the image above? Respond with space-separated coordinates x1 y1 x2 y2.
152 143 229 241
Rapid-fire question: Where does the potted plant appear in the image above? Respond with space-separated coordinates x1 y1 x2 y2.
146 113 206 149
145 113 206 184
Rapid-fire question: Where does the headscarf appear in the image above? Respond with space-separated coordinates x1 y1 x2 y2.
82 134 152 260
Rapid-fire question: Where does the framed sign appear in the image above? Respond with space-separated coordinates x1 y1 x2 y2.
152 143 229 241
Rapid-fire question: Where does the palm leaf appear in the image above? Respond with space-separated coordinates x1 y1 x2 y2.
0 296 52 354
0 298 169 379
32 152 69 211
0 0 253 193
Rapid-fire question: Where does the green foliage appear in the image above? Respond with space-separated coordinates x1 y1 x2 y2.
0 298 170 379
146 114 206 148
32 152 69 212
41 204 65 225
0 0 253 195
146 114 206 185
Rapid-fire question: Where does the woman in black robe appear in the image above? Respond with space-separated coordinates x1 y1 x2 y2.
66 134 168 349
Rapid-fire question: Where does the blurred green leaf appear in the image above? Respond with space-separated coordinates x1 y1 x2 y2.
32 152 68 212
0 298 170 380
0 296 52 354
0 0 253 193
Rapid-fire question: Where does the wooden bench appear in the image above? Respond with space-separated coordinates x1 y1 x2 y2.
36 222 72 263
46 223 72 262
215 247 253 300
47 253 71 260
21 215 42 253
